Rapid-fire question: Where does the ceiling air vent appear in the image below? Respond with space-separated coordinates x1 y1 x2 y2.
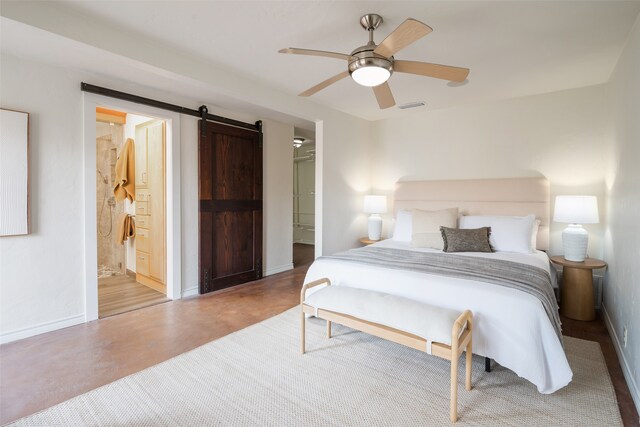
398 101 426 110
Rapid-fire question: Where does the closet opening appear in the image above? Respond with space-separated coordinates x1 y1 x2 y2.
292 128 316 267
95 108 169 318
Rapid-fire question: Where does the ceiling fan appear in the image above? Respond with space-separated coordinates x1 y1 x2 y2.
279 14 470 109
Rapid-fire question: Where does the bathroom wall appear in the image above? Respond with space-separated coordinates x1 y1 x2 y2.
95 121 125 277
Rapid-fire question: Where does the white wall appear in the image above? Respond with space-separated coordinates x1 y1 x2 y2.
0 55 86 338
262 119 294 275
0 55 308 340
371 85 608 257
603 14 640 411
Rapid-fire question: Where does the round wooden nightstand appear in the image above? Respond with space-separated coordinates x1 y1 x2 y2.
359 237 385 246
550 256 607 321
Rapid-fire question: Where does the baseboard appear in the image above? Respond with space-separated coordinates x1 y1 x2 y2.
181 264 294 297
265 263 294 276
603 305 640 414
0 313 85 344
182 286 199 298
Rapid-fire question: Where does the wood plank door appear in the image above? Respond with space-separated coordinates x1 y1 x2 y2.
199 121 263 294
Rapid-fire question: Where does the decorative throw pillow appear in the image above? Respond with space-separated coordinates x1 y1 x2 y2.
459 214 536 253
410 208 458 250
440 226 493 253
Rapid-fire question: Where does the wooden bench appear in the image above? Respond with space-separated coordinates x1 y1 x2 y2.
300 278 473 423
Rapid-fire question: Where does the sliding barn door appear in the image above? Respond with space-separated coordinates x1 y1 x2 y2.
199 121 263 294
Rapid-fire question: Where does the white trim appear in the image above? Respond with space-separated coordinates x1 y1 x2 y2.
265 263 294 276
603 305 640 413
314 120 323 258
0 314 85 344
83 93 183 322
182 287 199 298
82 95 99 321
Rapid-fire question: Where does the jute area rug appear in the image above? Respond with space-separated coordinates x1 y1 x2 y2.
8 308 621 426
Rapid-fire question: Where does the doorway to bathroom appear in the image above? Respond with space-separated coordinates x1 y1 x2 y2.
292 128 315 267
95 108 168 318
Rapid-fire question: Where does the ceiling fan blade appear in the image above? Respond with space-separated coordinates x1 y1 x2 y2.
394 60 470 82
372 82 396 109
279 48 350 61
374 19 433 58
299 71 350 97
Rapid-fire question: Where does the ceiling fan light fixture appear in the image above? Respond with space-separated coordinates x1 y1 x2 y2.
351 66 391 87
349 54 393 87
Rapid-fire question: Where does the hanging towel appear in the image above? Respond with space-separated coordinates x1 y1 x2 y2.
116 213 136 245
113 138 135 202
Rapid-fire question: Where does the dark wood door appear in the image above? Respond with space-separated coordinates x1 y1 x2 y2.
199 121 262 294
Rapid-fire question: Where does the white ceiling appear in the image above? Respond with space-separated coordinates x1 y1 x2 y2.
10 1 640 121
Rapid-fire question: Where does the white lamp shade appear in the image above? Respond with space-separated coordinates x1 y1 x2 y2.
553 196 599 224
363 195 387 214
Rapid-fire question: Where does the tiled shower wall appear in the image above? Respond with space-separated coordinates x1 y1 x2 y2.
96 122 125 278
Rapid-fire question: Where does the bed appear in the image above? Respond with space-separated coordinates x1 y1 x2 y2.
303 178 572 394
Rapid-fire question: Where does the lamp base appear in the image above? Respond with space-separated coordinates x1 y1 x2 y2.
368 214 382 241
562 224 588 262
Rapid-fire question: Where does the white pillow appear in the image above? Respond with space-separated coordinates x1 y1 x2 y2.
460 214 536 253
392 209 412 242
531 219 541 251
411 208 459 250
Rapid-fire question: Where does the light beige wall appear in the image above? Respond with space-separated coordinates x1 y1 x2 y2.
603 14 640 411
371 85 608 257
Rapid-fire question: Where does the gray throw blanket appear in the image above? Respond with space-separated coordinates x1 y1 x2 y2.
323 246 562 344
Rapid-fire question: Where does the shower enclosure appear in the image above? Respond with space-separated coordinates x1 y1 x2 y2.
96 122 126 278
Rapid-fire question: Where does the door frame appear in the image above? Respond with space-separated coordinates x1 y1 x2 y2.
82 93 182 322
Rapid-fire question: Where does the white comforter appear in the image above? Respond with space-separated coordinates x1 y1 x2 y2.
304 239 572 394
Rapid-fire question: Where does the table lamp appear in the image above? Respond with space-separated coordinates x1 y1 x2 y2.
363 195 387 241
553 195 599 262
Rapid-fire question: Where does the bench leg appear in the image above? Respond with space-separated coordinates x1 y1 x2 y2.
466 338 473 391
450 354 458 423
301 305 306 355
327 320 332 339
485 357 491 372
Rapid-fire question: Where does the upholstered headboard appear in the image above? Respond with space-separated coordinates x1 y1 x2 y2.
394 177 550 250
